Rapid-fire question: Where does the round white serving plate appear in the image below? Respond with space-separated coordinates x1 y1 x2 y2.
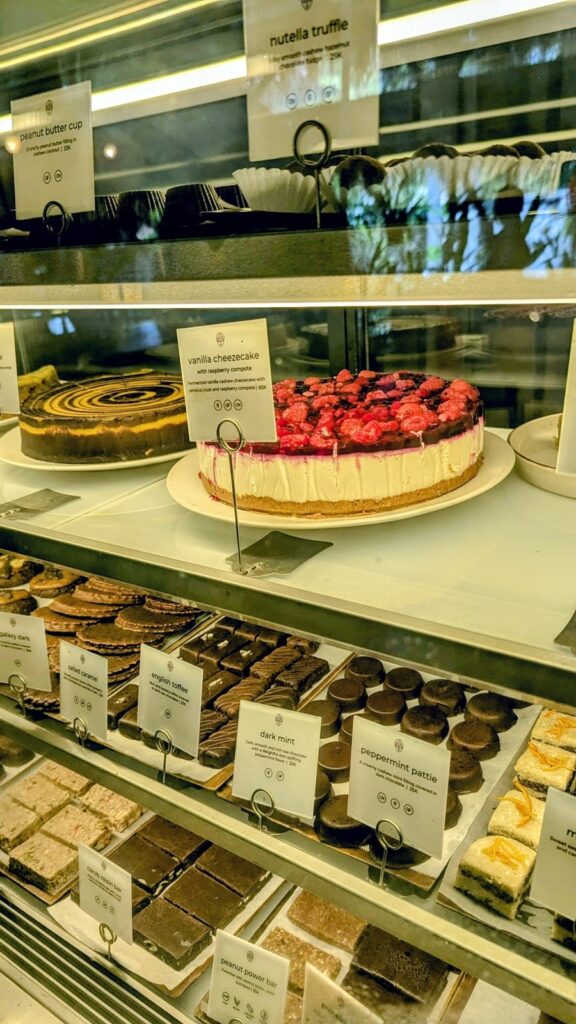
166 432 514 531
0 427 192 472
509 414 576 499
0 416 18 431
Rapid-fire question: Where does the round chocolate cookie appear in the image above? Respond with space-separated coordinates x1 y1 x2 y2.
29 568 84 598
465 692 517 732
401 706 448 744
419 679 466 717
0 555 41 588
31 606 93 634
305 699 341 738
318 740 351 782
449 748 483 793
315 795 371 848
0 589 37 615
50 593 123 619
116 605 193 633
447 720 500 760
384 667 423 700
366 690 406 725
76 623 157 649
445 788 463 829
345 656 385 689
327 677 366 712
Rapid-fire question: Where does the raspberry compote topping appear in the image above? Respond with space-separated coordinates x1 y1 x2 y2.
236 370 480 456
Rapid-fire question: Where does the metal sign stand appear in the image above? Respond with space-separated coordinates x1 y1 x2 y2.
154 728 174 784
73 716 89 747
98 922 117 961
292 119 332 230
8 673 29 717
217 418 248 576
42 200 72 247
250 788 276 832
372 818 404 889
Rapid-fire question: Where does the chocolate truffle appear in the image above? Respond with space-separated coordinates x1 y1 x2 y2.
366 690 406 725
449 749 483 793
465 692 518 732
305 699 341 738
447 720 500 760
315 795 371 848
384 667 423 700
419 679 466 716
401 706 449 744
345 656 385 689
318 741 351 782
445 788 463 829
327 677 366 711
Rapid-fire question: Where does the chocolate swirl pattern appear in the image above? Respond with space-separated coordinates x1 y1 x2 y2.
20 372 191 464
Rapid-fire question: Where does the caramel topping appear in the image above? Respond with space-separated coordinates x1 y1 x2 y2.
483 837 529 869
528 740 569 771
499 780 534 826
541 709 576 741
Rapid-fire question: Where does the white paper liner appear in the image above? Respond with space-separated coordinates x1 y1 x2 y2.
48 873 285 994
232 168 317 213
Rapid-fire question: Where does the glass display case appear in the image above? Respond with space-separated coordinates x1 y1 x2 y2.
0 4 574 1024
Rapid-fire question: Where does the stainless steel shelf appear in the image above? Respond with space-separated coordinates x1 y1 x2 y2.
0 699 574 1024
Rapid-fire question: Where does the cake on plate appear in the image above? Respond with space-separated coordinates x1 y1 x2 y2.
198 369 483 516
19 370 191 464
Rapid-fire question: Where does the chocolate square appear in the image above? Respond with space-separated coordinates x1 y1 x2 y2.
179 628 229 666
200 634 246 672
133 898 211 970
107 684 139 730
221 641 269 676
165 865 242 928
117 706 141 741
138 817 209 864
202 669 240 706
196 845 268 899
108 834 179 892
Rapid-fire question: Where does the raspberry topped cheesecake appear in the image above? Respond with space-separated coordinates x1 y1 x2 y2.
198 369 483 516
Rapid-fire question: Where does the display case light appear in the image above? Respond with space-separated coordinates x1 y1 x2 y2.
377 0 573 46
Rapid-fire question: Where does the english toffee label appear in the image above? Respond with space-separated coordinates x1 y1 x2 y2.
0 610 51 691
208 931 289 1024
60 641 108 741
177 317 277 444
531 788 576 919
138 644 202 758
348 716 450 859
233 702 321 822
0 323 19 415
79 845 132 945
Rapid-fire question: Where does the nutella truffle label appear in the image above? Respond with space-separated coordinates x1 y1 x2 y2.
11 81 94 220
60 641 108 741
177 317 277 444
531 789 576 919
303 964 379 1024
0 323 19 415
348 716 450 859
138 644 202 758
243 0 379 161
209 931 289 1024
79 845 132 945
0 610 51 692
233 702 321 822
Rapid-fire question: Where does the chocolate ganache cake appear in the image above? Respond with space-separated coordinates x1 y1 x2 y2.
20 371 191 464
198 369 483 516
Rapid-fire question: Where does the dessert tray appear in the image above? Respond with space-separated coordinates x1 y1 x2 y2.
166 432 515 531
509 414 576 500
0 427 192 472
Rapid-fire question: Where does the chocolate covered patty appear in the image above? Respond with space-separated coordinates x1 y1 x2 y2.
366 690 406 725
384 667 423 700
327 677 366 711
445 787 463 828
465 692 518 732
449 749 483 793
315 795 371 848
401 705 449 744
447 720 500 760
419 679 466 716
305 699 341 737
318 741 351 782
345 656 385 688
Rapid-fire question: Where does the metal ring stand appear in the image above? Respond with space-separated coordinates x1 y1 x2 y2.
250 788 276 832
292 119 332 229
73 716 89 747
373 818 404 888
42 200 72 245
98 921 117 961
216 418 247 575
8 673 28 717
154 728 174 783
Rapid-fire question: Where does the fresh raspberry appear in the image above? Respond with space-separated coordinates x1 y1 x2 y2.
401 416 429 433
364 389 388 404
279 432 309 451
395 379 415 391
437 401 465 423
304 377 321 386
340 382 362 395
318 382 336 396
310 430 336 450
357 370 378 380
336 369 354 384
369 405 391 422
379 420 400 432
338 418 364 439
282 402 308 424
311 394 339 411
385 389 403 399
396 402 425 419
416 376 445 395
355 422 384 445
377 373 399 387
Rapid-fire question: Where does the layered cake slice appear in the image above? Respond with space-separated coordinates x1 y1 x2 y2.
455 836 536 918
514 741 576 798
488 782 544 850
531 709 576 753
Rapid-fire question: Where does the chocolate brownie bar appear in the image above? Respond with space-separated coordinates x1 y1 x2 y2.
254 687 297 710
200 634 246 673
251 647 302 683
199 708 227 740
352 925 447 1002
108 834 180 892
275 655 329 693
202 669 240 707
138 817 209 863
196 845 268 898
221 641 269 676
286 636 320 655
214 677 267 718
198 721 238 767
133 897 211 969
165 865 242 928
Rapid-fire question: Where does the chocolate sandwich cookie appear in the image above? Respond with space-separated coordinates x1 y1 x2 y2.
50 593 120 619
32 606 91 634
445 787 463 829
84 577 143 600
0 556 41 588
384 666 423 700
201 669 240 707
465 692 518 732
345 656 385 689
179 628 229 665
76 623 158 649
366 690 406 725
116 605 192 633
275 655 329 694
447 720 500 760
118 706 141 741
419 679 466 716
74 583 143 606
305 699 341 738
254 687 297 710
29 568 84 598
327 677 366 712
401 706 449 744
200 634 246 672
0 589 37 615
318 740 352 782
315 794 371 848
286 635 320 655
251 646 302 683
449 748 483 793
214 677 267 718
198 720 238 767
199 709 227 741
221 640 269 676
107 684 139 729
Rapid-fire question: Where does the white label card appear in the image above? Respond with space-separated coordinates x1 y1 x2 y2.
302 964 380 1024
556 320 576 475
137 644 203 758
243 0 379 161
0 610 51 691
11 81 94 220
177 317 277 443
208 930 289 1024
79 845 133 945
0 323 19 415
59 641 108 741
530 788 576 920
348 716 450 859
233 702 321 823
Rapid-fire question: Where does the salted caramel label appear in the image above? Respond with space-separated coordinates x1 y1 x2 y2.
60 640 108 741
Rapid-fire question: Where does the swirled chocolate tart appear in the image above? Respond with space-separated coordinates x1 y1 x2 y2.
20 371 191 464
